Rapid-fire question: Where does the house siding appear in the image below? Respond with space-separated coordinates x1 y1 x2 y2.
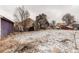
1 19 13 37
0 19 1 39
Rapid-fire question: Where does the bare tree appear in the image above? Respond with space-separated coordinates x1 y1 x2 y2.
14 6 30 22
14 6 30 32
62 13 75 26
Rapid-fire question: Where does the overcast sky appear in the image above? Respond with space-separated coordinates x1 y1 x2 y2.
0 5 79 23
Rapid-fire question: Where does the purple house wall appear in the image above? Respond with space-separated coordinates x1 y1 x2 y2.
0 17 14 38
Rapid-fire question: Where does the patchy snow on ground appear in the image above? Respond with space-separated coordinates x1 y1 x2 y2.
2 30 79 53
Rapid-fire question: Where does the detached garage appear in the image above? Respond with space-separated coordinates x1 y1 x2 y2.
0 16 14 38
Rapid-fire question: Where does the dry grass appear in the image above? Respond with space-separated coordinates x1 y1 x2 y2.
15 40 39 53
0 38 41 53
1 30 78 53
0 39 19 53
51 47 61 53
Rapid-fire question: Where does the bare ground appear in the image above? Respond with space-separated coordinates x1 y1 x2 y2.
0 29 79 53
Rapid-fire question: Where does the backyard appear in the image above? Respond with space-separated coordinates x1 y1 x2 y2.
0 29 79 53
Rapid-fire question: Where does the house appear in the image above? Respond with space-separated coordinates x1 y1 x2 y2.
73 24 79 30
72 21 79 30
56 23 66 29
56 23 73 30
0 16 14 39
14 18 34 32
21 18 34 31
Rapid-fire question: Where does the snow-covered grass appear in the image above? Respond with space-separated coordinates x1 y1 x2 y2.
1 29 79 53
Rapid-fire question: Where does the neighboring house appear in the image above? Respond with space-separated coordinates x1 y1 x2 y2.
21 18 34 31
56 23 73 30
14 18 34 32
56 23 66 29
72 21 79 30
73 24 79 30
0 16 14 38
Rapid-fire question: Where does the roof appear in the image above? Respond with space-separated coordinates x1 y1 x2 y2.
1 16 14 24
66 25 73 28
56 23 66 26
